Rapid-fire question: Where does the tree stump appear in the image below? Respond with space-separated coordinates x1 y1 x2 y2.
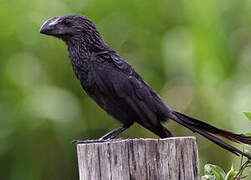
77 136 200 180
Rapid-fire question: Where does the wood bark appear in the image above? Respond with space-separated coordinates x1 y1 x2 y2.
77 137 200 180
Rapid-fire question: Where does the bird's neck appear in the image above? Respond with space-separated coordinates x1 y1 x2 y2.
65 34 108 61
64 35 111 81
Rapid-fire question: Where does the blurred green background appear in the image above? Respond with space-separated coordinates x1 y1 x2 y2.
0 0 251 179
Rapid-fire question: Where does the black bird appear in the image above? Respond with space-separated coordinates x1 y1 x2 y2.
40 14 251 158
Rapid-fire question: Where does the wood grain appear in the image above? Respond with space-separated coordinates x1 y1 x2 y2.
77 137 200 180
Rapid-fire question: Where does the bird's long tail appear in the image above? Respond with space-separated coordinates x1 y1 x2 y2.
169 111 251 159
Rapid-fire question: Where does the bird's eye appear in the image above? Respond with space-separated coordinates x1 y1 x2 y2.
63 19 72 26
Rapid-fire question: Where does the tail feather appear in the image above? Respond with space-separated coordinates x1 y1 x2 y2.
170 111 251 159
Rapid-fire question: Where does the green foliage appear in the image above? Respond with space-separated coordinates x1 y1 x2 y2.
202 164 226 180
243 112 251 137
202 152 250 180
245 132 251 136
225 166 237 180
243 111 251 122
201 163 248 180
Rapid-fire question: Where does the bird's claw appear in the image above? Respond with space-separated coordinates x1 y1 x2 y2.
71 139 111 144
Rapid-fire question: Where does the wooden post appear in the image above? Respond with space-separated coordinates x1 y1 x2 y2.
77 136 200 180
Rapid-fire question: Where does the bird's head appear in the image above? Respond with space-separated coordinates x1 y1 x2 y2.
40 14 104 46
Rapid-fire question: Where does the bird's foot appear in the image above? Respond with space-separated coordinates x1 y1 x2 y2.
72 139 111 144
72 137 127 144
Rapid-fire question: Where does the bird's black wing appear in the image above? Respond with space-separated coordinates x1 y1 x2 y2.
91 51 169 128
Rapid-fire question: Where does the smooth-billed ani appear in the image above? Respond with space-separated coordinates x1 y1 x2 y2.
40 14 251 158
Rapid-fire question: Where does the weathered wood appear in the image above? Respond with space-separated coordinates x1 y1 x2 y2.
77 136 200 180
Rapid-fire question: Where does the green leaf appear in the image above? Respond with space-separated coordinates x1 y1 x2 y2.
204 164 226 180
225 165 237 180
243 111 251 121
244 132 251 137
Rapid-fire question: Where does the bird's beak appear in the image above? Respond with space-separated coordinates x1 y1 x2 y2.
40 16 60 35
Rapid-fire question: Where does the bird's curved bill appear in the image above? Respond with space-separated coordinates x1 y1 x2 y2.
40 16 61 36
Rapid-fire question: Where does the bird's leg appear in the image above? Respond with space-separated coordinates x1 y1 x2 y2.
99 125 128 140
72 125 129 144
163 127 174 137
